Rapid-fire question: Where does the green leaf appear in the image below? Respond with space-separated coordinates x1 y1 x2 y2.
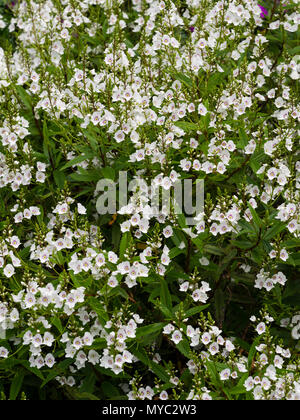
203 244 225 256
51 316 63 334
136 322 166 338
67 388 100 400
9 370 25 400
214 289 225 326
237 127 248 148
160 277 173 316
101 381 120 399
231 239 253 249
87 297 109 325
169 247 185 259
130 346 170 383
248 336 260 369
69 169 100 182
53 169 66 189
174 121 198 132
283 239 300 249
263 222 286 241
90 338 106 351
43 120 50 161
60 153 93 171
16 85 32 110
79 366 96 394
248 203 262 230
176 339 192 358
101 167 115 181
19 361 44 381
41 359 73 388
119 232 130 257
170 72 193 88
230 373 249 395
288 45 300 55
185 304 209 318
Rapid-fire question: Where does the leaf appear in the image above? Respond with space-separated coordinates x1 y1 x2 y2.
100 167 115 180
248 336 260 369
169 247 185 259
136 323 166 338
231 240 253 250
214 289 225 326
87 297 109 325
67 388 100 400
90 338 106 350
160 277 173 316
43 120 50 161
81 128 99 151
283 239 300 249
288 45 300 55
60 153 93 170
248 203 262 230
51 316 63 334
170 72 193 88
41 359 73 388
101 381 120 399
119 232 130 257
174 121 198 132
130 346 170 383
176 339 192 358
205 360 219 387
237 127 248 148
250 148 265 168
176 212 187 229
205 361 231 399
185 304 209 318
15 85 32 110
263 222 286 241
203 244 225 256
19 360 45 381
69 169 100 182
230 373 248 395
9 370 25 400
53 169 66 189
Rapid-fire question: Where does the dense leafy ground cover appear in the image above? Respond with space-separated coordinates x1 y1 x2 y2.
0 0 299 400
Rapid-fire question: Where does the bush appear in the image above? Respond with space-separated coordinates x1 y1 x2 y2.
0 0 299 400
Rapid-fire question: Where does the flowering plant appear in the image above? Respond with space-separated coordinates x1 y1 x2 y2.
0 0 299 400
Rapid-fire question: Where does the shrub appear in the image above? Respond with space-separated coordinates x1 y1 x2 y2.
0 0 299 400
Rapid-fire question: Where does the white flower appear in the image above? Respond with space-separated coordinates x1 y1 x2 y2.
83 332 93 346
220 368 231 380
209 342 219 355
198 103 208 115
244 376 254 391
10 308 19 322
10 236 20 248
43 332 54 347
45 354 55 368
3 264 15 278
0 347 9 358
199 257 209 266
225 340 235 352
279 248 288 261
159 390 168 400
256 322 266 335
77 203 86 214
88 350 100 365
108 276 118 288
171 330 183 345
163 225 173 238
